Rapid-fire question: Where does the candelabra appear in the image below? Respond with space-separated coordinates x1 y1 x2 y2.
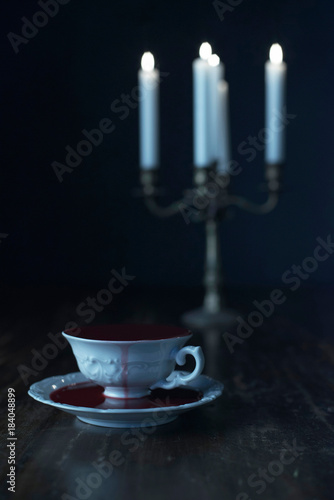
139 161 282 329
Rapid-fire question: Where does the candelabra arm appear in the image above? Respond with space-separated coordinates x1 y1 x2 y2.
143 197 183 218
225 162 282 214
140 169 184 218
226 192 279 214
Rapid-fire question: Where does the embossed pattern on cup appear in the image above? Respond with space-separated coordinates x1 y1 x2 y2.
63 324 205 399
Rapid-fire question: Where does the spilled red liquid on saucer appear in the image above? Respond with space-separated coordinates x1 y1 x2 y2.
50 382 203 410
63 324 191 342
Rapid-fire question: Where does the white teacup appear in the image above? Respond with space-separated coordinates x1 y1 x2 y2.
62 324 205 399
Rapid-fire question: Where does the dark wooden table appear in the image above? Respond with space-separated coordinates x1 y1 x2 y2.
1 286 334 500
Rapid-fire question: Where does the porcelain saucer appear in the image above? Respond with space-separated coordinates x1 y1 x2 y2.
28 372 223 428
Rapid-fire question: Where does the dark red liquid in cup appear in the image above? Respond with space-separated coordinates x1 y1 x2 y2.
63 324 191 342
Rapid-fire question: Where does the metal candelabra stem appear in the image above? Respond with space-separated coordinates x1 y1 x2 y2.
204 218 222 314
139 162 283 329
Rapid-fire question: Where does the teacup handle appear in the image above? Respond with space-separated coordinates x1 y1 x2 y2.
151 345 205 390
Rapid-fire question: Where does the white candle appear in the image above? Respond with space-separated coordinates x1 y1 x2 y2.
193 42 212 168
138 52 160 169
216 80 231 174
208 54 224 164
265 43 287 164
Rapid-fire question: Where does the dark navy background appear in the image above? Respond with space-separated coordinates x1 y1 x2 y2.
1 0 333 288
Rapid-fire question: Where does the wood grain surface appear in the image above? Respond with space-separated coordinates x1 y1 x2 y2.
1 286 334 500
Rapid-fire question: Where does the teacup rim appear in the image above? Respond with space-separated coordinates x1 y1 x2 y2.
62 324 192 343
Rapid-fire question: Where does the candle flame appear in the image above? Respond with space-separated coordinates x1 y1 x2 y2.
141 52 155 72
199 42 212 60
269 44 283 64
208 54 220 67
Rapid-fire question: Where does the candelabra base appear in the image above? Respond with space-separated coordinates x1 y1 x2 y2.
181 306 238 331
